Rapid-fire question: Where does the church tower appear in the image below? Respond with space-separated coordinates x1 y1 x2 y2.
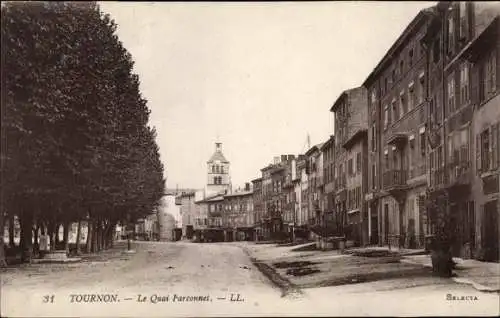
206 142 231 196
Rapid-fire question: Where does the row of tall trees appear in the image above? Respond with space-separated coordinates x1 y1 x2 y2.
1 2 165 266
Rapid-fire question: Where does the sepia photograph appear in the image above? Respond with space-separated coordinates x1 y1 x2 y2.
1 1 499 317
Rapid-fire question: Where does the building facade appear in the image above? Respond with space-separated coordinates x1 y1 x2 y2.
251 177 263 240
223 187 254 241
331 87 369 247
206 142 231 197
157 193 182 241
422 2 500 260
176 191 197 239
305 144 323 230
320 136 337 239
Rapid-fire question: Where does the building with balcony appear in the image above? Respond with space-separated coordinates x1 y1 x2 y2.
259 155 295 241
251 177 264 240
293 155 308 240
422 2 499 261
319 136 337 241
305 144 324 237
281 155 297 239
223 185 254 241
331 86 369 247
363 8 433 250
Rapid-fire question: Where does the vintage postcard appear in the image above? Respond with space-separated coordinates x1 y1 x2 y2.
1 1 499 317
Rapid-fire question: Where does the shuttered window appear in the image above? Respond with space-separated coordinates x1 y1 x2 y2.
492 124 498 170
476 134 481 174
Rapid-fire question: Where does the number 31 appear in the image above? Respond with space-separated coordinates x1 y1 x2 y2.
43 295 55 303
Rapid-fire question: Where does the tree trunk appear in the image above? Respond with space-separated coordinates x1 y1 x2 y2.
54 223 61 247
95 221 101 252
86 220 93 254
47 221 55 250
91 221 98 253
99 222 105 250
20 208 34 263
33 223 39 257
8 213 15 247
0 208 7 267
75 220 82 255
63 221 70 253
108 222 116 248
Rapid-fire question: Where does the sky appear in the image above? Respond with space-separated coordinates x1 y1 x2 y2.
99 1 435 190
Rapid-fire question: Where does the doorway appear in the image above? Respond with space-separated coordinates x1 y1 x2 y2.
482 200 499 262
370 203 379 245
384 203 389 245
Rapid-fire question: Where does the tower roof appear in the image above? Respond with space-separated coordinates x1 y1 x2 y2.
208 151 228 163
207 142 229 163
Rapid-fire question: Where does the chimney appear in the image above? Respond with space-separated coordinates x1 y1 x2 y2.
273 156 280 165
245 183 250 191
281 155 287 163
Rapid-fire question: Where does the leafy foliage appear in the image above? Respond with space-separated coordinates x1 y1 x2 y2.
1 1 165 261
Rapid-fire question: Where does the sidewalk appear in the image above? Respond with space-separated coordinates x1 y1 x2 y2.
402 254 500 292
241 242 432 295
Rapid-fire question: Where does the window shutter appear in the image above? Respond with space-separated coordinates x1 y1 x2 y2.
492 124 498 170
491 52 497 92
489 127 494 171
471 66 479 104
497 123 500 168
476 134 481 174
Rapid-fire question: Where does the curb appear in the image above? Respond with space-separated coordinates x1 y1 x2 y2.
240 245 302 298
401 258 500 293
251 259 303 298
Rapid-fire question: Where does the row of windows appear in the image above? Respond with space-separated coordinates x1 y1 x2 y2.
335 152 362 179
383 73 425 129
378 37 425 97
347 186 362 212
478 122 500 173
324 162 335 184
213 176 224 184
210 164 226 174
208 201 253 213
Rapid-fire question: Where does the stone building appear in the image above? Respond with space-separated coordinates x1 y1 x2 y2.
422 1 500 260
259 155 295 241
281 155 296 239
194 193 224 242
157 193 182 241
223 185 254 241
331 87 369 247
319 136 337 240
305 144 324 232
295 155 309 238
251 177 263 240
363 8 433 249
206 142 231 197
176 191 197 239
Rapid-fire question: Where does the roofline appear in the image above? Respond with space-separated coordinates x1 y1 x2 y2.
330 91 348 112
224 191 253 198
362 8 433 88
342 129 368 149
305 143 323 156
320 135 335 151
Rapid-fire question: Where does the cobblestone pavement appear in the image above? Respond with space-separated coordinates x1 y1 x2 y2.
1 241 498 317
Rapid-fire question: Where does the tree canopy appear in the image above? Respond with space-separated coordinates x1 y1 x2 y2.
1 1 165 262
